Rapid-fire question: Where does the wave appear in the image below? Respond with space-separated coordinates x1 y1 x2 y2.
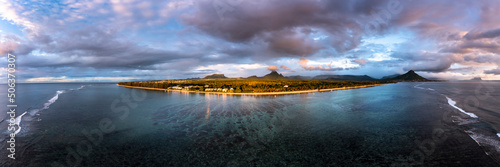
30 90 65 115
14 111 27 135
414 83 435 91
70 85 85 91
466 129 500 154
413 83 425 90
16 85 87 135
452 116 479 125
445 96 478 118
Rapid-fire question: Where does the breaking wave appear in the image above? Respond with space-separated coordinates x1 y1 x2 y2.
445 96 479 118
15 85 87 135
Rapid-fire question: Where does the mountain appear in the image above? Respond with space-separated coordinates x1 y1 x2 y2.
312 75 377 81
262 71 286 80
388 70 429 82
204 74 227 79
286 75 312 80
246 75 259 79
471 77 482 81
381 74 400 80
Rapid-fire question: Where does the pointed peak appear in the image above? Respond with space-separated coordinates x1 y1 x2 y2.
389 70 430 82
263 70 285 80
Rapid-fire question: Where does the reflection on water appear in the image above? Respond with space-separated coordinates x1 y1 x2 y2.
205 93 210 121
2 83 499 166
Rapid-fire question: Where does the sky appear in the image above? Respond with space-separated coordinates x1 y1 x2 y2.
1 0 500 83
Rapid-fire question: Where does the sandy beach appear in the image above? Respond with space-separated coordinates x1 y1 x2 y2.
117 83 393 96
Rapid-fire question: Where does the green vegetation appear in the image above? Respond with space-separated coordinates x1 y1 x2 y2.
118 79 393 93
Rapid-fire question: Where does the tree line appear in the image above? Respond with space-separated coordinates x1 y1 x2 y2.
118 79 392 93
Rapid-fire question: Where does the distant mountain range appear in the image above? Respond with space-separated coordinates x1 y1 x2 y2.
202 70 431 82
203 74 227 79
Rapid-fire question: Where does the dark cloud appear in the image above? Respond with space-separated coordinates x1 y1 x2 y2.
465 28 500 40
484 67 500 75
403 60 453 72
264 29 323 56
463 54 500 64
2 0 500 81
391 52 454 72
183 0 393 55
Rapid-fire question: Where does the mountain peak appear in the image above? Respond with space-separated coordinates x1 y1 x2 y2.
263 70 285 80
471 77 482 81
389 70 430 82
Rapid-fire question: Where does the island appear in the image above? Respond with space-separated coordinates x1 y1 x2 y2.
117 70 430 95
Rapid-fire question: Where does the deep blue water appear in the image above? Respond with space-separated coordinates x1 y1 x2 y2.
0 82 499 166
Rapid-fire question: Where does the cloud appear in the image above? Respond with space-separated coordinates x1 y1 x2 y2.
484 67 500 75
266 65 279 71
354 59 367 65
264 29 323 56
25 76 137 83
298 58 343 71
464 28 500 40
182 0 394 55
2 0 500 81
0 40 17 55
280 65 290 70
403 60 453 72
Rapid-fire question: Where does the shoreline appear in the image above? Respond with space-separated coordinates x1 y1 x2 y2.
117 83 393 96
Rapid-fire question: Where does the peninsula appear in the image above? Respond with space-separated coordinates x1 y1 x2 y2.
117 70 430 95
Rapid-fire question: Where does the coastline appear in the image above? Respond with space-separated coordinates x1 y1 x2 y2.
116 83 393 96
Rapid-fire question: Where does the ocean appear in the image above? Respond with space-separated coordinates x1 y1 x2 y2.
1 82 499 166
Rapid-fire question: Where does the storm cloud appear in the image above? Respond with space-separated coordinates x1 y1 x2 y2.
1 0 500 82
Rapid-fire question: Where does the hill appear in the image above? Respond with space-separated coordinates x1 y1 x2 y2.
286 75 312 80
388 70 429 82
471 77 482 81
262 71 286 80
381 74 400 80
204 74 227 79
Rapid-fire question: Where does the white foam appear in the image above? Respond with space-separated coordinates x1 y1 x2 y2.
414 84 425 90
497 133 500 138
44 90 64 109
69 85 86 91
414 83 436 92
446 96 478 118
16 89 70 135
14 111 27 135
466 129 500 153
29 90 65 116
451 116 479 125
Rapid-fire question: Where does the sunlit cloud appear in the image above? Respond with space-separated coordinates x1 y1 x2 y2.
0 0 499 81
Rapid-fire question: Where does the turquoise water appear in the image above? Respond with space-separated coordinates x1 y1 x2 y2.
1 82 499 166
